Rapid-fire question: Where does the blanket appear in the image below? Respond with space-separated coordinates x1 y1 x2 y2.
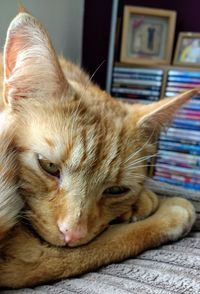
3 181 200 294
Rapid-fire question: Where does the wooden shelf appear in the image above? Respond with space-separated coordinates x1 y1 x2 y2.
114 62 200 72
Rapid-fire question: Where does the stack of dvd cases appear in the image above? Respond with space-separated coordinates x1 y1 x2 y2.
111 65 164 104
153 69 200 191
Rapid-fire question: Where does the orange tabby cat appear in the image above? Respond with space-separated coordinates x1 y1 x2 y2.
0 11 196 288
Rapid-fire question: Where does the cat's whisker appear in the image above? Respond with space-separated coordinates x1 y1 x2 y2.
131 164 156 169
126 172 147 178
88 60 106 84
80 60 105 101
125 163 157 174
132 173 147 178
125 153 157 170
129 153 157 165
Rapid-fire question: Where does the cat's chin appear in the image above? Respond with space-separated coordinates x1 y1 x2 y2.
66 238 94 248
46 236 67 247
31 218 108 247
36 229 68 247
37 227 105 248
47 235 94 248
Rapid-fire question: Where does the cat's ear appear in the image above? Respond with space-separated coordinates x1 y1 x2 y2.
135 89 198 138
3 11 67 105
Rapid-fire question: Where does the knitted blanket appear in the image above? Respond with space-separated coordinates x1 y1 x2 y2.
3 182 200 294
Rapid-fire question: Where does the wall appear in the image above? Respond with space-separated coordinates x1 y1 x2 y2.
82 0 113 88
0 0 84 64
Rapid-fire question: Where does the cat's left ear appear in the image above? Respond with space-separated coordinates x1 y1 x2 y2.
135 89 198 137
3 11 67 105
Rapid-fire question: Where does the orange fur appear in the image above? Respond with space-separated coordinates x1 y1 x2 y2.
0 11 197 288
0 123 23 240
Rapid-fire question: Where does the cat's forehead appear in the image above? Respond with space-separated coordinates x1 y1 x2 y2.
51 107 123 168
23 97 126 167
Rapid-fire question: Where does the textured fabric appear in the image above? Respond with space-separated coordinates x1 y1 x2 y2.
3 196 200 294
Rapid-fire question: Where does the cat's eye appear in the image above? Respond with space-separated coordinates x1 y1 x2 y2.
103 186 130 196
37 155 60 178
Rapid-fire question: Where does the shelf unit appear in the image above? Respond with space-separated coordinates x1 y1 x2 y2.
106 0 200 193
110 62 200 101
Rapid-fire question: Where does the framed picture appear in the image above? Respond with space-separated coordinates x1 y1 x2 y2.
120 6 176 65
173 32 200 67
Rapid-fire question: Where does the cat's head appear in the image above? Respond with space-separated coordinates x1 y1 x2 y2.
3 11 197 247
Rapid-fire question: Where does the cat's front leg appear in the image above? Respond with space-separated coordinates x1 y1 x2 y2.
119 188 159 222
132 188 159 221
0 196 195 289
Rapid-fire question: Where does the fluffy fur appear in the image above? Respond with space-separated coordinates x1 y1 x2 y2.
0 124 23 240
0 11 197 288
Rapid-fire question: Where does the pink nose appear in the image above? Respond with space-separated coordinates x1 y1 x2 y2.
58 222 87 245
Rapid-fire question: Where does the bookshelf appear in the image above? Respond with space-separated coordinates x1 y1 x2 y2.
106 0 200 194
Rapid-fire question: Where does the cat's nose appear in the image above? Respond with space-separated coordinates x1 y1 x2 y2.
58 222 87 245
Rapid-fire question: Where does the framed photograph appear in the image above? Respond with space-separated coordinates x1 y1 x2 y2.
173 32 200 67
120 6 176 65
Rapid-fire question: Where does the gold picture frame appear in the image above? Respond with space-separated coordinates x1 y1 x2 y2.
173 32 200 67
120 6 176 65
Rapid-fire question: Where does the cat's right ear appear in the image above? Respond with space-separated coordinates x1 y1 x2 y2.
3 12 68 106
134 89 198 141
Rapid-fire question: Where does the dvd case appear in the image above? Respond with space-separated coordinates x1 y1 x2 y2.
111 66 164 103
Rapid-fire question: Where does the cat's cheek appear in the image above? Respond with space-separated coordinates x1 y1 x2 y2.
43 232 67 247
28 213 66 247
43 234 67 247
52 189 69 221
34 220 67 247
22 189 68 246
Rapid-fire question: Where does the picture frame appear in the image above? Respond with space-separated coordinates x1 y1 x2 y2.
173 32 200 67
120 6 176 65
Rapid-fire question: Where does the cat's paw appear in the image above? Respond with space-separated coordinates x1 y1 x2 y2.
131 188 159 222
161 197 196 241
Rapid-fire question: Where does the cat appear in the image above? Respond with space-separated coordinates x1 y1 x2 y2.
0 10 197 289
